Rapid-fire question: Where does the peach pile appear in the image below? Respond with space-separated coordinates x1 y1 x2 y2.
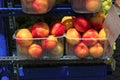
21 0 56 14
15 21 65 59
64 14 108 58
14 13 108 59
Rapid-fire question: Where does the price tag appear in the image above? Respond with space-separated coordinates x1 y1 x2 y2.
104 5 120 47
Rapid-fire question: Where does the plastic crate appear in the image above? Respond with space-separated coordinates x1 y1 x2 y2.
13 29 64 60
20 0 56 14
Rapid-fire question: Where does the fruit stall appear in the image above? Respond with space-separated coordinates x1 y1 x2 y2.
0 0 120 80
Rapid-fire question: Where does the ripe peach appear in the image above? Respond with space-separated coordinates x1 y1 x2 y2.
74 16 90 33
86 0 100 13
28 44 42 58
51 42 63 57
15 28 33 46
82 29 99 46
32 0 49 14
17 44 29 54
99 28 107 44
61 16 74 31
89 43 104 58
50 22 65 36
74 42 89 58
41 35 58 50
66 28 81 45
31 22 49 38
89 16 104 31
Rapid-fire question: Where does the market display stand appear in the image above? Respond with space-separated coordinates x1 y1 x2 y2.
0 0 115 80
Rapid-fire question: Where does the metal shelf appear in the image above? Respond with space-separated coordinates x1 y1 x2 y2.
0 56 109 65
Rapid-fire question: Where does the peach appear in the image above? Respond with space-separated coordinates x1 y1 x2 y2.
89 16 104 31
50 22 65 36
15 28 33 46
17 44 29 54
74 42 89 58
86 0 100 13
66 28 81 45
99 28 107 44
89 43 104 58
51 42 63 57
61 16 74 31
82 29 99 46
31 22 49 38
28 44 42 58
41 35 58 50
74 16 90 32
32 0 49 14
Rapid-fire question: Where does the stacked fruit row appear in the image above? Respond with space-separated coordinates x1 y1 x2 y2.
21 0 112 14
14 13 108 59
14 22 65 59
63 14 108 58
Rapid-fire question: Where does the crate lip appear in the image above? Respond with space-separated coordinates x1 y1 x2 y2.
65 36 108 40
13 33 65 40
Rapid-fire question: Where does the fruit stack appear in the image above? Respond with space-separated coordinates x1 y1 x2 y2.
63 14 109 59
13 22 65 59
20 0 56 14
71 0 101 13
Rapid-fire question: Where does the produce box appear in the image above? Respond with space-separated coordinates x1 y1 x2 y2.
66 37 110 59
13 29 64 60
20 0 56 14
63 14 112 59
71 0 101 13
